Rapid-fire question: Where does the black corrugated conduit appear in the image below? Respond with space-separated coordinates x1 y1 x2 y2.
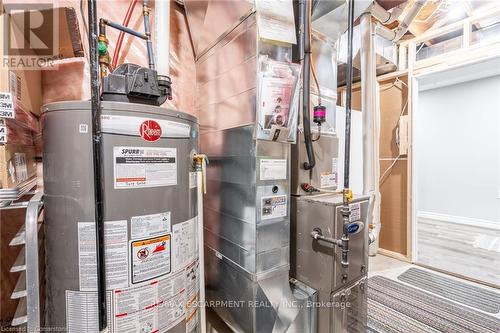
302 0 315 170
88 0 108 330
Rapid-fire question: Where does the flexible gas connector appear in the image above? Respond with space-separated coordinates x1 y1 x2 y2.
193 154 209 194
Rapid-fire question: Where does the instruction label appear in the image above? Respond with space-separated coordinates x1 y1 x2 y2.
349 203 361 222
260 159 287 180
78 220 129 291
172 217 198 272
185 260 200 333
131 211 171 240
189 172 197 189
114 270 186 332
114 147 177 189
320 172 336 188
332 158 338 187
261 195 287 220
66 290 112 333
131 235 171 284
0 92 14 118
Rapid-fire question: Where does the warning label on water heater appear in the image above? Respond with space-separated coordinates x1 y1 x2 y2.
114 147 177 189
131 235 171 284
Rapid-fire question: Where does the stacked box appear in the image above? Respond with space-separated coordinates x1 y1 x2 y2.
0 144 37 189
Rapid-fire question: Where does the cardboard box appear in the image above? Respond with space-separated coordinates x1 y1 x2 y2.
0 14 43 119
0 144 37 189
0 119 34 146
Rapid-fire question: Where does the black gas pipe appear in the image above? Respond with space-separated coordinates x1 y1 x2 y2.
88 0 108 330
340 0 356 268
309 0 356 270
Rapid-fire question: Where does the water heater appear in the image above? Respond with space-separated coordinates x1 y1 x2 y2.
42 101 200 333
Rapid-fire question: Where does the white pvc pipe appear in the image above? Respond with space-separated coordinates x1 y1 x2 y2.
196 167 207 333
393 0 426 41
155 0 170 76
374 0 426 42
370 1 404 25
360 13 382 256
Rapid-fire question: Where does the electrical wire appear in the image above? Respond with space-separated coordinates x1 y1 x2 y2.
380 155 402 184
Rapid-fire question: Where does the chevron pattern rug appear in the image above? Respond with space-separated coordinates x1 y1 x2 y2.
367 275 500 333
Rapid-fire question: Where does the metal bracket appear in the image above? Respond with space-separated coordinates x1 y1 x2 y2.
25 192 44 332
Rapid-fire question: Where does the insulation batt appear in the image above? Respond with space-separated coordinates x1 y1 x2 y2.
4 0 197 117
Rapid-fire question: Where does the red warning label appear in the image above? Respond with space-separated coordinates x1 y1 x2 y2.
131 235 171 284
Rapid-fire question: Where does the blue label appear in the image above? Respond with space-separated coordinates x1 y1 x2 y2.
347 224 359 234
346 221 364 235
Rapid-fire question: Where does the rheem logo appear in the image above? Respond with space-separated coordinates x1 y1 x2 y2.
140 120 162 142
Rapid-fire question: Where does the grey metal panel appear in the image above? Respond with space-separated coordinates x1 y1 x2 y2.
290 194 369 333
312 0 373 42
42 101 198 332
200 126 254 157
291 132 339 195
197 58 257 107
331 276 367 333
191 6 311 331
196 19 258 132
205 246 313 333
204 180 256 223
311 34 338 100
196 18 257 84
184 0 254 58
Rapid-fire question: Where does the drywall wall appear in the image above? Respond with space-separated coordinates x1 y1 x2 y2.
414 60 500 285
415 75 499 222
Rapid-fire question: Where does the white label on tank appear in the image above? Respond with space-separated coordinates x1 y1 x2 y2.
113 269 186 332
131 234 171 284
261 195 287 220
114 147 177 189
350 203 361 222
101 114 191 138
185 260 200 333
189 172 197 189
131 211 171 240
66 290 112 332
79 124 88 133
260 159 287 180
332 158 338 187
172 217 198 272
78 220 129 291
